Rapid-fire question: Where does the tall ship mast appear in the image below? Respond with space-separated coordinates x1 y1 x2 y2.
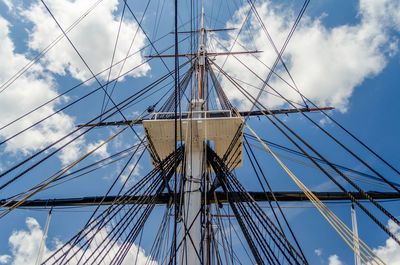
0 1 399 265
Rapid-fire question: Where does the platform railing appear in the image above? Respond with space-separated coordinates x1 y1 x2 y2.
152 109 233 120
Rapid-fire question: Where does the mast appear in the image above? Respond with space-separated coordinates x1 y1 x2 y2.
180 8 206 264
35 208 52 265
351 204 362 265
2 2 400 264
197 8 205 100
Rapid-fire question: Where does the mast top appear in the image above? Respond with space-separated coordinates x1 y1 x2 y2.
201 7 204 31
197 8 206 100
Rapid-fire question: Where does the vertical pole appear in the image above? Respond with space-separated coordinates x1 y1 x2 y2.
181 100 204 264
197 8 205 100
351 204 362 265
173 0 179 264
35 207 53 265
203 173 211 265
180 9 206 264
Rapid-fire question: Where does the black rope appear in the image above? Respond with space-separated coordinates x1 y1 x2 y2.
45 146 184 264
123 0 172 75
212 60 400 245
160 64 194 113
246 0 309 117
207 59 232 110
0 0 104 94
41 0 145 150
0 29 184 135
244 136 308 263
99 1 127 119
4 141 145 201
215 1 400 194
101 0 153 116
0 60 190 191
245 133 400 188
173 0 179 263
208 146 307 265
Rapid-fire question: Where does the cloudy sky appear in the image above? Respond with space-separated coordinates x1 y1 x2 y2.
0 0 399 264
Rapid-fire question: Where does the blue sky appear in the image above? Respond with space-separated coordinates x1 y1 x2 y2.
0 0 399 264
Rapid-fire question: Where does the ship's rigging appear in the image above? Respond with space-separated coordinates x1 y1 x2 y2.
0 0 399 264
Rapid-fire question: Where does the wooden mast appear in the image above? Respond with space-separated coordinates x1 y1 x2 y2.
197 8 205 99
180 8 206 264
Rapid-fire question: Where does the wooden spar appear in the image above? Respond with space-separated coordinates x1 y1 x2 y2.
172 27 237 34
145 50 262 58
2 191 399 207
197 9 205 99
77 107 334 128
181 9 205 263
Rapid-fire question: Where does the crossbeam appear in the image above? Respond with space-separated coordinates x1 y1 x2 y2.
2 191 398 207
78 107 333 128
145 50 262 58
172 28 236 34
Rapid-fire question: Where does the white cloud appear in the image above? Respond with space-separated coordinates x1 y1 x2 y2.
360 0 400 32
0 0 151 167
1 0 13 11
8 217 43 265
22 0 150 82
120 161 142 186
0 15 81 165
0 255 11 264
86 140 110 160
214 0 400 112
2 217 155 265
372 219 400 265
327 219 400 265
57 135 89 166
328 254 343 265
314 248 322 256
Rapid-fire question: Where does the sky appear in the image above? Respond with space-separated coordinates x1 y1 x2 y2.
0 0 399 264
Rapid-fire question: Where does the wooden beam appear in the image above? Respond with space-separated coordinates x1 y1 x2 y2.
2 191 398 207
77 107 334 128
145 50 262 58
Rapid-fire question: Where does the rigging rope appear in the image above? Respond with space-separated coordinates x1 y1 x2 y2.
0 21 192 135
243 136 308 263
245 133 400 188
45 146 184 265
0 60 191 192
245 0 310 116
0 112 149 218
99 1 128 119
101 0 153 117
234 109 386 265
208 146 307 265
0 0 105 94
212 7 400 193
211 59 400 244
